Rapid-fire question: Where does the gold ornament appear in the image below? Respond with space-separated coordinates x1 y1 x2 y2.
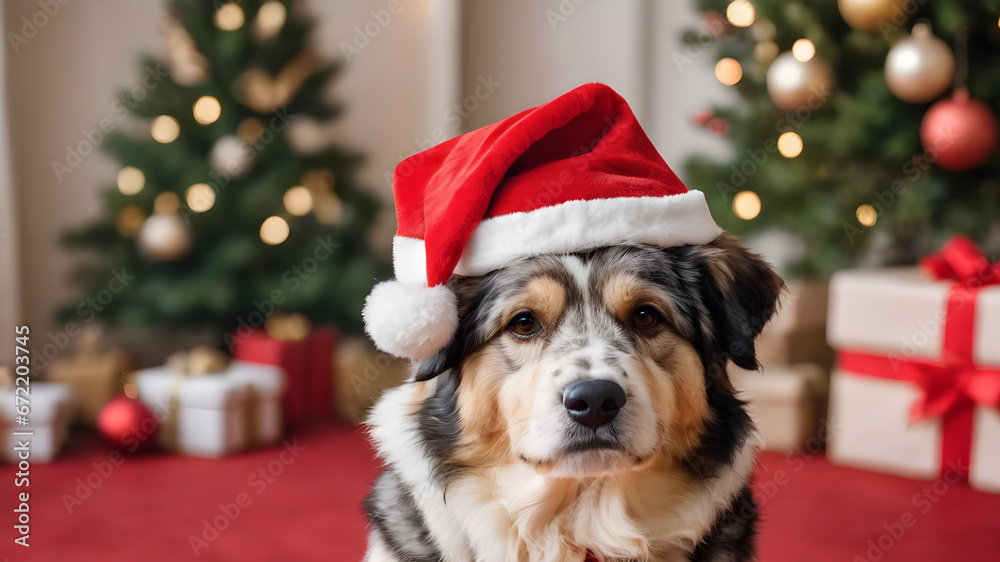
117 205 145 237
164 20 209 86
837 0 908 32
232 49 318 113
154 192 181 215
766 51 834 111
237 118 265 143
884 23 955 104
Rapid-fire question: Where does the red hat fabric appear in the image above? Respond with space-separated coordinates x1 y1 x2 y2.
364 83 721 360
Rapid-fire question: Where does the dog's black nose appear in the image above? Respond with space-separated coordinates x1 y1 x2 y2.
562 380 627 428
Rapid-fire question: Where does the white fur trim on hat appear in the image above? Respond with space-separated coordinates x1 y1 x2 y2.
363 281 458 360
391 190 722 284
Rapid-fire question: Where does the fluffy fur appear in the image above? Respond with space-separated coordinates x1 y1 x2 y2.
364 234 783 562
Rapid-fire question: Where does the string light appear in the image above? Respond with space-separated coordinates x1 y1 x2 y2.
253 1 287 40
726 0 755 27
792 39 816 62
193 96 221 125
733 190 761 220
214 3 245 31
154 192 181 215
283 186 313 216
117 167 145 195
856 204 877 226
151 115 180 143
260 216 290 245
185 183 216 213
715 58 743 86
777 132 803 158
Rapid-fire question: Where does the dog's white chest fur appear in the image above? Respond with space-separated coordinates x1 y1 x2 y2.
367 383 758 562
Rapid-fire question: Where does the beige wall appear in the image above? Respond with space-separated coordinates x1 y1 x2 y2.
1 0 724 366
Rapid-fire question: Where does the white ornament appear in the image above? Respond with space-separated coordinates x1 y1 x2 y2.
210 135 253 177
766 51 834 111
138 213 191 261
884 23 955 104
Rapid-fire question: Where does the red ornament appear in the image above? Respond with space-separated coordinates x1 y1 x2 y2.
97 395 159 451
693 109 714 127
920 89 998 171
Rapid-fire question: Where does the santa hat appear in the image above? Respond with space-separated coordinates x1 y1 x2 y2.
363 83 721 360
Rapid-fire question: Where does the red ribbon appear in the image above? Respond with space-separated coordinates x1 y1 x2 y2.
839 236 1000 480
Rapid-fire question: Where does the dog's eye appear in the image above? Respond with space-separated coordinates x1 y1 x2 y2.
631 306 663 330
508 312 542 338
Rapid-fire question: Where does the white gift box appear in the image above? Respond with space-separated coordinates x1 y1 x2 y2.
1 382 73 463
827 268 1000 493
135 361 284 458
729 363 828 452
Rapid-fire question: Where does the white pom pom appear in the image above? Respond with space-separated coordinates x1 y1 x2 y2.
363 281 458 360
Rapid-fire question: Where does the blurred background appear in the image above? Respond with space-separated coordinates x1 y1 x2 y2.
0 0 998 560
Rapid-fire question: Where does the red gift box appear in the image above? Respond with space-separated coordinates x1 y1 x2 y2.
827 237 1000 492
232 327 335 426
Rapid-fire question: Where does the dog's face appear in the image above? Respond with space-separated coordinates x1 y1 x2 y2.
413 234 783 480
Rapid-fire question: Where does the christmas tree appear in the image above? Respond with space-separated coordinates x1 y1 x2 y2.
684 0 1000 277
60 0 389 342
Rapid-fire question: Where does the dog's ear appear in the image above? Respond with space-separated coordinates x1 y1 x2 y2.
694 233 785 371
411 275 488 381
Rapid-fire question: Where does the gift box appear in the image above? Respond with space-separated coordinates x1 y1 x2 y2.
44 328 136 426
729 363 828 452
755 279 833 367
134 353 285 458
231 324 335 426
1 379 73 464
333 337 410 424
826 238 1000 493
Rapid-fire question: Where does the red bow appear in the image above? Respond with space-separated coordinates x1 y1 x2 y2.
919 235 1000 287
840 236 1000 480
913 236 1000 419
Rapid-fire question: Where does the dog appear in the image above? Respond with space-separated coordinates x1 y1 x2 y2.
363 233 783 561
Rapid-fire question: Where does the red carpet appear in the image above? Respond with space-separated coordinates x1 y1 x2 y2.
4 423 999 561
